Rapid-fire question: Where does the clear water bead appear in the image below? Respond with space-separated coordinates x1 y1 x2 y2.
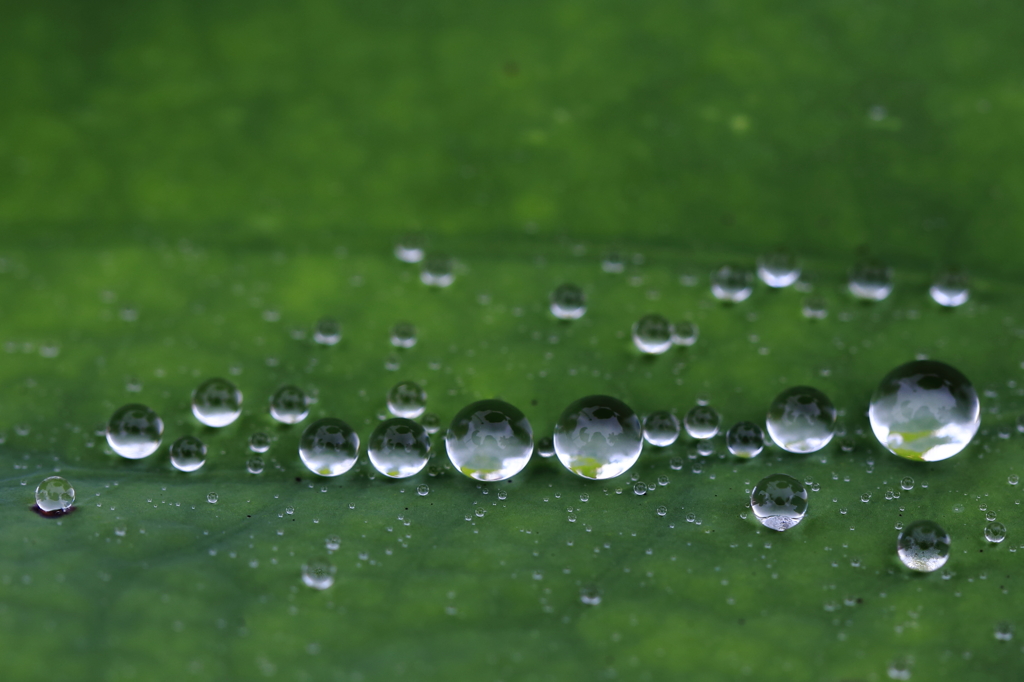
387 380 427 419
35 476 75 513
554 395 643 480
930 271 970 307
756 253 801 288
269 385 310 424
106 404 164 459
985 521 1007 543
246 455 265 474
869 360 980 461
632 314 673 355
299 418 360 477
671 321 699 347
313 317 342 345
765 386 837 453
683 405 721 439
248 432 271 453
643 411 680 447
420 256 455 287
536 436 555 458
301 558 336 590
801 296 827 320
368 418 431 478
445 400 533 481
169 435 208 472
726 421 765 458
848 261 893 301
420 413 441 434
390 322 417 348
710 265 754 303
751 474 808 531
550 283 587 320
191 377 242 427
394 236 425 263
897 520 951 572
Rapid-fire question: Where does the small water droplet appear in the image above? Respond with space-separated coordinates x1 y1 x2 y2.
710 265 754 303
313 317 342 345
387 381 427 419
631 314 673 354
751 474 808 531
897 520 950 572
683 405 721 439
416 484 430 497
985 521 1007 543
207 492 218 504
390 322 417 348
848 261 893 301
246 455 265 474
269 386 310 424
106 404 163 459
248 432 271 453
170 435 208 472
643 411 680 447
35 476 75 513
301 558 336 590
550 283 586 320
726 421 764 458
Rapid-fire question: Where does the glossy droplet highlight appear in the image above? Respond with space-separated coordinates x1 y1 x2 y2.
550 283 586 320
248 432 271 453
269 385 310 424
301 558 336 590
756 253 800 288
802 296 827 320
169 435 207 472
710 265 754 303
765 386 837 453
726 421 764 458
671 321 699 347
632 314 673 355
985 521 1007 543
299 418 359 477
420 256 454 287
368 418 431 478
930 272 969 308
751 474 808 531
313 317 341 345
554 395 643 480
536 436 555 458
35 476 74 513
897 520 950 572
246 455 265 474
643 411 680 447
869 360 980 462
445 400 533 481
390 322 417 348
387 380 427 419
683 405 720 439
420 413 441 434
191 378 242 428
848 261 893 301
106 404 164 459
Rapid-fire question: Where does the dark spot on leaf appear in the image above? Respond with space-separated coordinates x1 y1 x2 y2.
31 504 75 518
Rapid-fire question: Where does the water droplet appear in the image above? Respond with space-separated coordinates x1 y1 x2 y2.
642 411 680 447
301 558 336 590
683 405 721 439
848 261 893 301
474 507 486 518
190 378 243 427
445 400 533 481
900 476 915 491
420 413 441 434
726 421 765 458
550 283 586 320
887 658 912 680
765 386 836 453
995 622 1014 642
710 265 754 303
1009 474 1020 486
420 256 454 287
985 521 1007 543
751 474 808 531
756 253 801 288
536 436 555 458
207 492 218 504
394 236 425 263
35 476 74 512
553 395 643 479
631 314 673 355
325 535 341 551
106 404 164 459
656 505 668 516
389 322 417 349
169 435 207 472
579 585 602 605
368 418 431 478
269 385 310 424
861 492 873 503
897 520 951 572
801 296 828 320
248 432 271 453
601 253 625 274
671 321 699 347
246 455 265 474
633 481 648 496
313 317 341 346
416 484 430 496
299 418 360 477
930 271 969 308
869 360 980 461
387 381 427 419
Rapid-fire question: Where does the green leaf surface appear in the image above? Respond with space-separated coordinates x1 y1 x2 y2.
2 2 1024 681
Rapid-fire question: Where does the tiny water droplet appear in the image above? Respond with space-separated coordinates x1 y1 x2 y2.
416 484 430 496
207 492 218 504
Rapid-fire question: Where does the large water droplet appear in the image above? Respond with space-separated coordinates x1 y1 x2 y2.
269 385 310 424
683 405 721 439
313 317 342 345
756 253 800 288
390 322 417 348
368 418 431 478
445 400 533 481
848 261 893 301
868 360 980 462
632 314 673 355
765 386 837 453
929 271 969 307
106 404 163 459
710 265 754 303
191 377 242 427
550 283 586 320
301 558 336 590
897 520 950 572
751 474 807 531
554 395 643 479
726 421 764 458
35 476 74 513
387 380 427 419
643 411 680 447
169 435 208 472
299 418 359 477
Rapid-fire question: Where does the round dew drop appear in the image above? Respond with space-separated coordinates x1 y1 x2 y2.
848 261 893 301
930 272 969 308
106 404 164 459
553 395 643 480
368 418 431 478
550 283 587 320
632 314 673 355
671 321 699 347
536 436 555 458
301 558 336 590
985 521 1007 543
390 322 417 348
420 413 441 434
683 405 721 439
710 265 754 303
801 296 828 320
643 411 680 447
897 520 951 572
756 253 801 288
313 317 342 345
248 432 271 453
269 385 310 424
35 476 75 513
420 256 455 287
299 418 360 477
246 455 265 474
868 360 980 462
765 386 837 453
750 474 808 531
445 400 533 481
387 381 427 419
191 377 243 427
394 236 425 263
726 421 765 458
169 435 208 472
